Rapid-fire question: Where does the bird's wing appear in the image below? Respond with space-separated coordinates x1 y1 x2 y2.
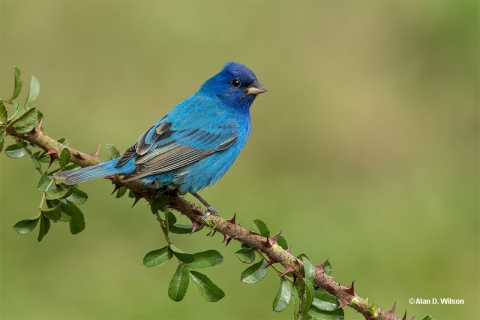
117 120 238 182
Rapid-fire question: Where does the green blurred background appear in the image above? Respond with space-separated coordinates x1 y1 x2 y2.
0 1 478 319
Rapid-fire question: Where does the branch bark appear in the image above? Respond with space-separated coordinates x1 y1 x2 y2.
7 124 405 320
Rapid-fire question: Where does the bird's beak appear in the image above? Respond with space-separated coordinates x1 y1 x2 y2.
247 80 267 95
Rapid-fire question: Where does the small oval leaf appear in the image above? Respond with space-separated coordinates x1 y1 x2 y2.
311 289 339 312
66 186 88 205
37 214 50 242
273 276 292 312
185 250 223 269
37 172 54 191
303 278 315 314
68 202 85 234
241 259 268 284
41 205 62 221
0 101 8 124
10 66 22 101
302 256 315 281
10 108 42 134
106 143 121 159
168 264 190 302
235 248 256 264
143 246 173 268
252 219 270 237
59 148 71 168
13 217 40 234
25 75 40 107
189 270 225 302
5 142 28 158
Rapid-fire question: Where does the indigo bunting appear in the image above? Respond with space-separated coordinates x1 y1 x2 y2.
55 62 266 220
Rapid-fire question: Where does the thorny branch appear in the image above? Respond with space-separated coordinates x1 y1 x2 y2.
7 123 411 320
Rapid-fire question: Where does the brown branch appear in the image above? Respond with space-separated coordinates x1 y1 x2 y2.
7 124 406 320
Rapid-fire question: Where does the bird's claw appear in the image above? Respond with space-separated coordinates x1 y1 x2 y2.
200 205 219 222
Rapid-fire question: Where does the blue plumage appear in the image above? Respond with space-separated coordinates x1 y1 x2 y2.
55 62 266 199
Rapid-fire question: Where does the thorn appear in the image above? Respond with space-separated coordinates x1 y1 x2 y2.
227 213 237 225
388 302 397 315
73 151 86 160
263 236 272 248
342 280 356 296
34 118 43 133
337 297 349 309
111 184 121 195
90 144 101 157
190 219 201 235
280 263 295 276
408 316 416 320
45 147 57 156
402 311 407 320
265 258 277 268
314 258 330 273
270 230 282 245
132 192 143 207
222 234 233 246
286 246 292 253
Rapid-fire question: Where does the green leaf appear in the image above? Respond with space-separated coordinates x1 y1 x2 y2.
116 186 127 198
59 148 71 169
37 214 50 242
10 66 22 101
311 289 339 312
252 219 270 237
273 276 292 312
170 244 195 263
46 184 71 200
323 260 332 276
235 248 256 264
303 278 315 314
241 259 268 284
308 307 344 320
57 138 69 146
302 257 315 281
13 217 39 234
106 143 121 160
293 281 301 318
0 101 8 124
68 202 85 234
168 264 190 302
189 270 225 302
0 129 5 153
421 316 433 320
25 75 40 107
13 102 26 118
58 202 73 222
185 250 223 269
143 246 173 267
37 172 54 191
277 235 288 250
9 108 42 134
5 142 28 158
41 205 62 221
30 151 42 170
66 186 88 205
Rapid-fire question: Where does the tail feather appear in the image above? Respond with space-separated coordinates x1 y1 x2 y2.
55 159 124 185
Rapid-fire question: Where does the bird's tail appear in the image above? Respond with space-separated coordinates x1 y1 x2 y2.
54 159 124 185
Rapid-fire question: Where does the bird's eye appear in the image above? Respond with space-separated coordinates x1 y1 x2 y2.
231 79 241 88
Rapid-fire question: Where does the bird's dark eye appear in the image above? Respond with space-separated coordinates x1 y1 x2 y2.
231 79 241 88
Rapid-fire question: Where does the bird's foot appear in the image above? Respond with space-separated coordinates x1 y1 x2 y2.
200 205 219 222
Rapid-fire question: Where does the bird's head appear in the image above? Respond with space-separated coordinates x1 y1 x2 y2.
200 62 267 110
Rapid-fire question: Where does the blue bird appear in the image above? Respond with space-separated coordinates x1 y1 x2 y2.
55 62 266 220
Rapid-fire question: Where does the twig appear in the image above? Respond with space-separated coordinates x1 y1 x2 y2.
7 124 404 320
